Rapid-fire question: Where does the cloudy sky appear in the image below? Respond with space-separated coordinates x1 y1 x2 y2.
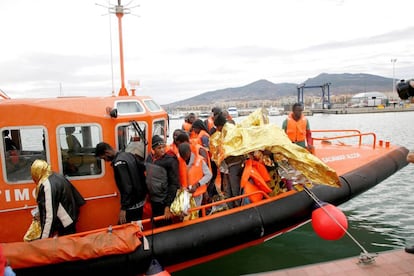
1 0 413 104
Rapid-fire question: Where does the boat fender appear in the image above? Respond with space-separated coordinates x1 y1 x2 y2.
144 258 171 276
3 223 143 269
311 203 348 240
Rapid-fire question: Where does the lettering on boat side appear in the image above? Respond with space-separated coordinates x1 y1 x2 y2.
0 188 35 202
322 152 361 163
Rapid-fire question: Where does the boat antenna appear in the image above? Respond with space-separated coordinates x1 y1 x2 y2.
110 0 130 96
108 0 115 96
97 0 139 97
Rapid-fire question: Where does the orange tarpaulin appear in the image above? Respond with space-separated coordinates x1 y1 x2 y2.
2 223 142 269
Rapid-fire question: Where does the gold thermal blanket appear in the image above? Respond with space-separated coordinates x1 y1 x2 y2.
210 108 340 187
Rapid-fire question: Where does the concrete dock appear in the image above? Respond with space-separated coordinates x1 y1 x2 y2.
248 249 414 276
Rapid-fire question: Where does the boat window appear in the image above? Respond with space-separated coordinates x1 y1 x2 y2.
115 101 144 115
58 125 102 177
153 119 167 139
117 122 148 157
143 99 163 112
2 127 47 183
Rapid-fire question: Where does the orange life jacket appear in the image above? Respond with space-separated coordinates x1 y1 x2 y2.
191 142 211 171
240 159 272 202
286 113 307 143
182 121 192 132
166 143 178 156
178 154 207 197
191 129 210 148
206 116 215 132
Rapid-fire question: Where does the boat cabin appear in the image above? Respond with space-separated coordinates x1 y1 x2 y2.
0 95 168 242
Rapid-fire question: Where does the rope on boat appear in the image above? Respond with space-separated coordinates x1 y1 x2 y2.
303 186 378 264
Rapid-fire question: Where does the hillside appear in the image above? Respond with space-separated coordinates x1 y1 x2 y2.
164 73 395 109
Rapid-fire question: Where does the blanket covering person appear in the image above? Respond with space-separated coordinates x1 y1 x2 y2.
209 108 340 188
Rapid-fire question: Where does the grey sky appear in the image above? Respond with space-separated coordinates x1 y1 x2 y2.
1 0 413 104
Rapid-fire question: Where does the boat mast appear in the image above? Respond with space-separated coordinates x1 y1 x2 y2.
112 0 129 96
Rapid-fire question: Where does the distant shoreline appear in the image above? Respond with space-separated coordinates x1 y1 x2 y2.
307 105 414 115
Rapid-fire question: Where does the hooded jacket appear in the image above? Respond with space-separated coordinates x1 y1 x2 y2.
111 151 147 210
37 173 85 238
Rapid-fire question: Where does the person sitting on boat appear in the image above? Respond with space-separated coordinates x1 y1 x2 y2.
2 130 19 171
3 130 17 151
145 135 180 227
282 103 314 153
178 143 212 206
65 127 82 154
214 113 244 208
31 159 85 239
95 142 147 224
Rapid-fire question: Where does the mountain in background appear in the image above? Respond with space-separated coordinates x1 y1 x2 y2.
164 73 395 109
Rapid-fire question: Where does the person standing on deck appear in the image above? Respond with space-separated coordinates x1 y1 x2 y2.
166 129 185 156
190 119 210 149
145 135 180 227
95 142 147 224
214 113 244 208
282 103 314 153
178 143 212 206
182 113 196 135
205 107 222 134
31 159 85 239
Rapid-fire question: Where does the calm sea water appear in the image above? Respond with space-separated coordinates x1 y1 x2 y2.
170 111 414 276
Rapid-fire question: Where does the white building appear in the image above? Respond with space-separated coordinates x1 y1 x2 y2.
350 92 388 107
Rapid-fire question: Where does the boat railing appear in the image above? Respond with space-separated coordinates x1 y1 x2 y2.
139 190 271 226
0 204 37 213
311 129 377 148
190 190 271 217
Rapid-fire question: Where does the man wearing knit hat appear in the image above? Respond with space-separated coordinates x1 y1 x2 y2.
145 135 180 226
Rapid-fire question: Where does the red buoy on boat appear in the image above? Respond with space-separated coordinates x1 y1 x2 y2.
311 203 348 240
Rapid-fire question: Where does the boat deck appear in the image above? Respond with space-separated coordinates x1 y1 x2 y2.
248 249 414 276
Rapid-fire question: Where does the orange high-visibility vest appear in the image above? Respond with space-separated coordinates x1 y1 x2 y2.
182 121 192 132
286 113 307 143
190 129 210 148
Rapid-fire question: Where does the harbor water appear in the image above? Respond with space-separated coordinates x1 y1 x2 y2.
170 111 414 276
